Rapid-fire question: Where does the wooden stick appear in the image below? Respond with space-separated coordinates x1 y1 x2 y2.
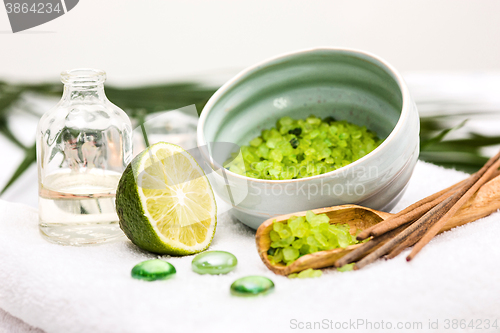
358 169 500 242
334 223 408 268
407 152 500 261
385 225 427 259
386 169 500 260
373 169 500 262
356 179 466 240
355 151 500 269
368 187 460 238
353 195 457 270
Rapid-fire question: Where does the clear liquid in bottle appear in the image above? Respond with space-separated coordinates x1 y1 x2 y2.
38 171 123 245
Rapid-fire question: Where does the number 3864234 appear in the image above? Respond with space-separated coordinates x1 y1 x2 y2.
5 2 62 14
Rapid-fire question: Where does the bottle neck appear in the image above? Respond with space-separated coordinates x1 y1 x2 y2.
61 83 107 103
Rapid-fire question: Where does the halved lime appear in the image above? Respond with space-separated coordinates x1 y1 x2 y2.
116 142 217 255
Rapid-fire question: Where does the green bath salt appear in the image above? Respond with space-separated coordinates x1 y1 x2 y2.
266 211 362 266
224 115 382 180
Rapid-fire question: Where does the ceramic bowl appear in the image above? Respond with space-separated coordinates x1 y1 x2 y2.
197 48 419 230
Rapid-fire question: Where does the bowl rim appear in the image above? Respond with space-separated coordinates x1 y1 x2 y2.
197 47 412 184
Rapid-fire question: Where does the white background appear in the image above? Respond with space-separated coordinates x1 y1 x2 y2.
1 2 500 332
0 0 499 84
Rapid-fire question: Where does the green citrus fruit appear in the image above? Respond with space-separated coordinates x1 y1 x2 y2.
116 142 217 255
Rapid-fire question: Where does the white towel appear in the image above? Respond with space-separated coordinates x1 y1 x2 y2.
0 308 43 333
1 160 499 333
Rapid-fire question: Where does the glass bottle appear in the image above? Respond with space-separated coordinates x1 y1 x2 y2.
37 69 133 245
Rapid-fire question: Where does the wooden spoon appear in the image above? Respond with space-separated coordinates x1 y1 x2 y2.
256 174 500 275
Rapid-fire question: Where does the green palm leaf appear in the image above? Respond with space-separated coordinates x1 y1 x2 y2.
0 80 498 193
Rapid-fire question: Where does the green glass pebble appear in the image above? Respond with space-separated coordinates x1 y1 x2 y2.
131 259 176 281
230 276 275 297
191 251 238 275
